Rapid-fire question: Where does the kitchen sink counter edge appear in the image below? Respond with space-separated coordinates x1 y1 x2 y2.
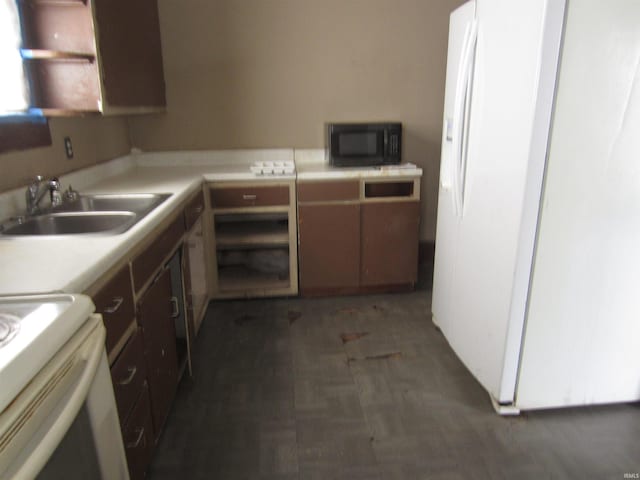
0 149 295 296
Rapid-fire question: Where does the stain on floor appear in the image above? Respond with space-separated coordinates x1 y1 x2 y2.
148 286 640 479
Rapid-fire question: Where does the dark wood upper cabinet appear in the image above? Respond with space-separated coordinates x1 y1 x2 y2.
93 0 166 109
18 0 166 114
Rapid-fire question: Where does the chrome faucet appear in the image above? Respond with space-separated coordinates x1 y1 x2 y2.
25 176 62 214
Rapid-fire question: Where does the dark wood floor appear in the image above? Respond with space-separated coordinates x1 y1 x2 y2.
148 284 640 479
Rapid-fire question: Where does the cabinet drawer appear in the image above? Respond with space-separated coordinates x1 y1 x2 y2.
94 264 135 354
111 329 147 426
298 181 359 202
132 214 184 292
184 190 205 231
122 384 155 480
210 185 289 208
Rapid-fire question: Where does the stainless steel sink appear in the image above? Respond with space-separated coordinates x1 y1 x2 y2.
2 212 137 235
55 193 171 216
0 193 171 236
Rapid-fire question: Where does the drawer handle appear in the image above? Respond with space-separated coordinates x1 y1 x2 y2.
194 205 203 214
117 366 137 386
127 427 145 449
103 296 124 314
170 297 180 318
242 194 257 201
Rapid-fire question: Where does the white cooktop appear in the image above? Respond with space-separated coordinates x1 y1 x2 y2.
0 294 95 414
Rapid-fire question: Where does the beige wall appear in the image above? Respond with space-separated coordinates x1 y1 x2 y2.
0 116 130 193
129 0 465 241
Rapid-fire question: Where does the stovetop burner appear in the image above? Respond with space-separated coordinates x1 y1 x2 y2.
0 313 20 348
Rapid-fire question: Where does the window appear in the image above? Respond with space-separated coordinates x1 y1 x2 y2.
0 0 51 153
0 0 28 113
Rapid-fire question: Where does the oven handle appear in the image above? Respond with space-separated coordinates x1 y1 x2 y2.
9 319 107 480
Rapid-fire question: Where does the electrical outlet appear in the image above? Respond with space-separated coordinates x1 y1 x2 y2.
64 137 74 159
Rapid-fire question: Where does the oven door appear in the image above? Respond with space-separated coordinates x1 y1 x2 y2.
0 315 129 480
329 125 385 166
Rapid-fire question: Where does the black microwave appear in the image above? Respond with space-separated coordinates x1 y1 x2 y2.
327 122 402 167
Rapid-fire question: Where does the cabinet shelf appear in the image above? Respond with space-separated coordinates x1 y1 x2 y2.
215 222 289 249
210 181 298 299
21 49 95 62
217 265 289 292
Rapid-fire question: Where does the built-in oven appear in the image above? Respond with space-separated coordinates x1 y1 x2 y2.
0 294 129 479
327 122 402 167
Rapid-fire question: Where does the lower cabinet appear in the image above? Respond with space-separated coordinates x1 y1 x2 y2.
298 203 360 290
109 329 153 480
122 384 155 480
111 329 147 427
92 187 209 480
209 180 298 298
137 267 179 441
297 177 421 295
361 201 420 286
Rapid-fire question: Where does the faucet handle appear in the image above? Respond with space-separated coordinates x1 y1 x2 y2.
48 177 62 207
63 185 79 202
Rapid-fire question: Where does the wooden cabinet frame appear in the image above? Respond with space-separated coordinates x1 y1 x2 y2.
207 180 299 299
297 175 421 296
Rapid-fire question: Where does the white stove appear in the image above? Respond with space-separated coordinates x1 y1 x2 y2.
0 294 94 414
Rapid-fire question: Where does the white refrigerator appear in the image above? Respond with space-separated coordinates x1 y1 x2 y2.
432 0 640 414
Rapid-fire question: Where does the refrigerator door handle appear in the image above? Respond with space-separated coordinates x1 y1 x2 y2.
440 117 454 190
452 19 478 217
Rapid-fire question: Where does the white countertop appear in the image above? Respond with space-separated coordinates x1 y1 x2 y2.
294 149 423 180
0 148 422 297
0 168 199 296
0 150 295 296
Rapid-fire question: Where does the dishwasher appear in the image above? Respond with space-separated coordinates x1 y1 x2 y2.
0 294 129 479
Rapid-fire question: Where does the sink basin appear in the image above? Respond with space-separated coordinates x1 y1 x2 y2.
2 212 137 236
0 193 171 236
54 193 171 216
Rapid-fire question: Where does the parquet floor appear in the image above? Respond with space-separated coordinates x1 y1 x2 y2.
148 282 640 479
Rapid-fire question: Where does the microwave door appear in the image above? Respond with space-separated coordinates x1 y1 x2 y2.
332 130 384 164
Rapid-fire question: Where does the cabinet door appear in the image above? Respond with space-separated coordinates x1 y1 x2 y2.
298 204 360 291
122 384 155 480
361 202 420 286
93 264 135 356
93 0 166 108
111 329 147 427
185 217 208 335
137 267 178 439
